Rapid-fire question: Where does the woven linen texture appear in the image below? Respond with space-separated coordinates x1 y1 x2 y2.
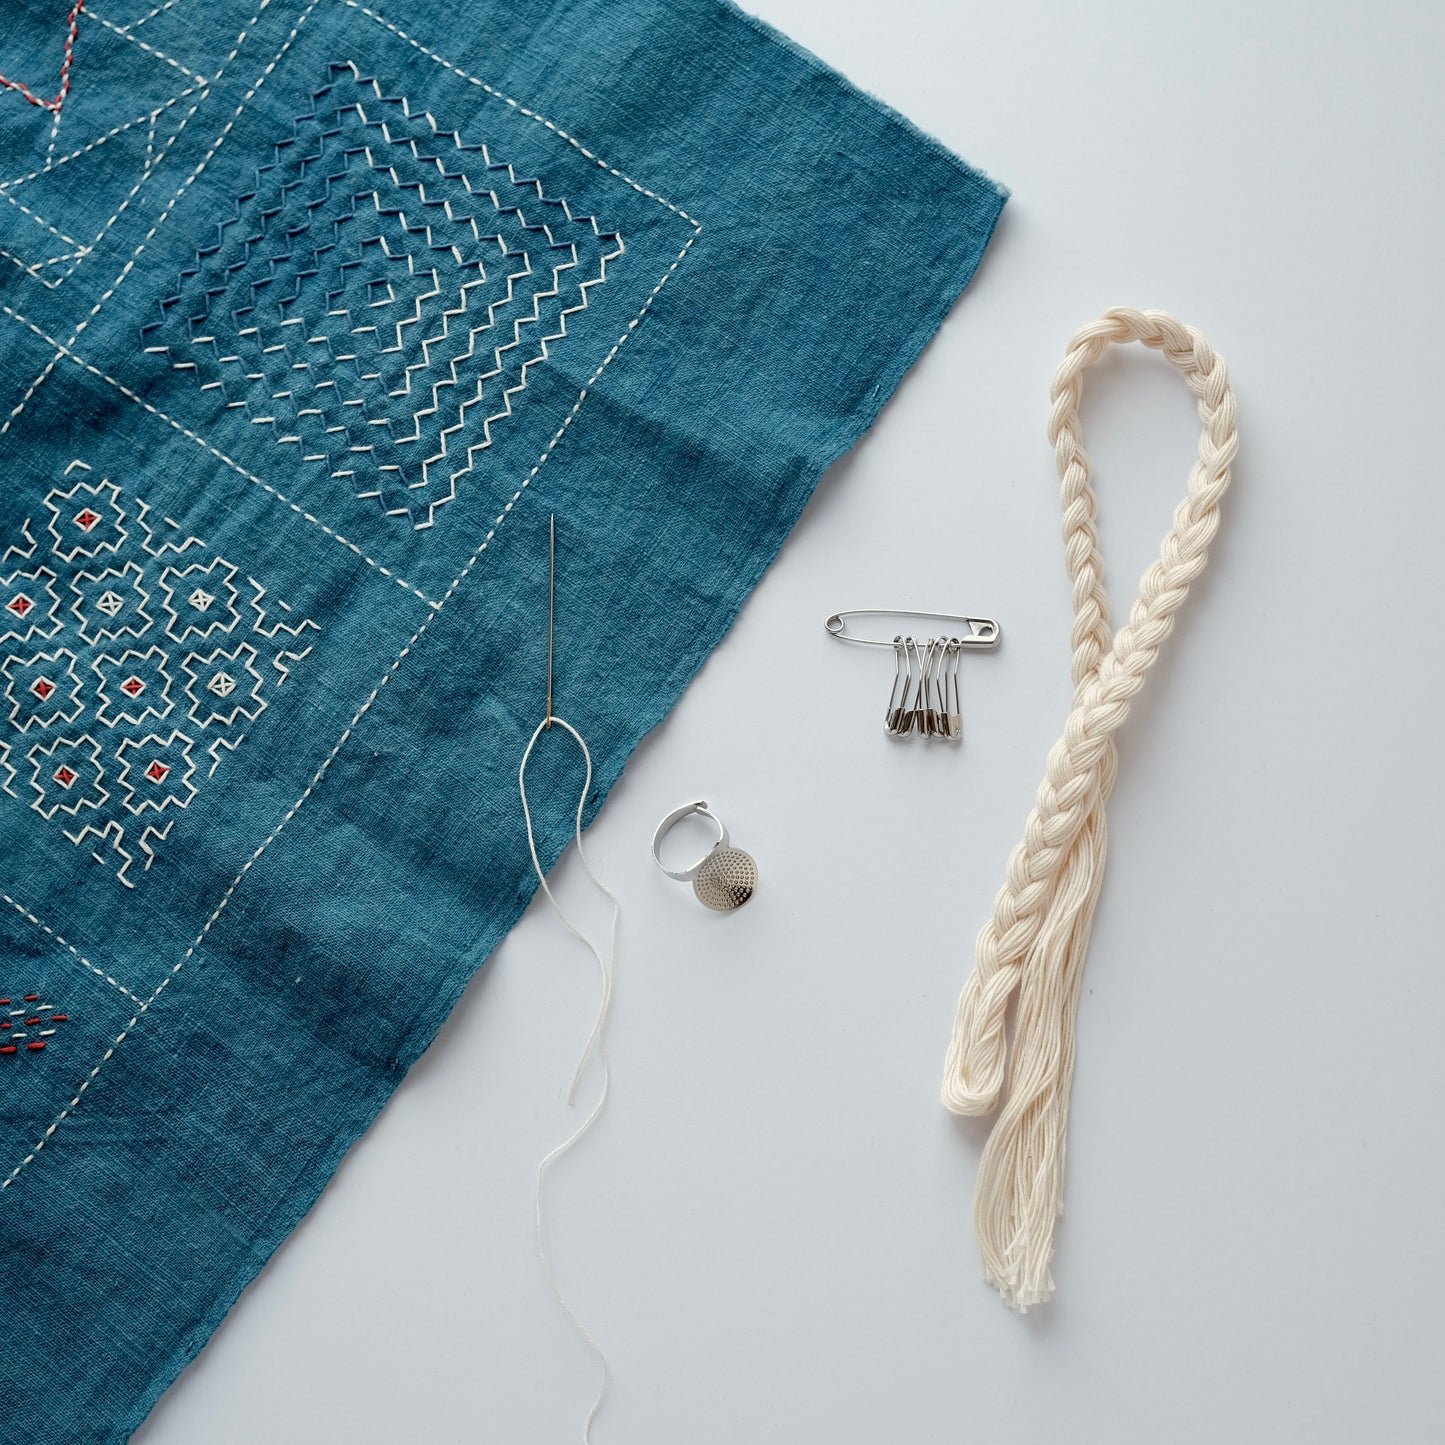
0 0 1005 1437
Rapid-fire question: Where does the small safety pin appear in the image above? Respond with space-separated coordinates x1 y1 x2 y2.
892 636 926 736
884 636 912 733
828 611 999 743
940 638 964 741
825 609 1001 648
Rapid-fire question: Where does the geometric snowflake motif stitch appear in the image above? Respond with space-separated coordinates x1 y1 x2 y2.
116 730 197 813
45 476 128 562
0 460 319 887
181 642 265 728
3 648 84 731
0 565 62 647
27 734 107 820
69 560 154 644
92 644 175 727
157 556 241 643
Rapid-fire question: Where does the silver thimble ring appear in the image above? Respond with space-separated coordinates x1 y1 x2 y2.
651 801 729 880
651 801 758 911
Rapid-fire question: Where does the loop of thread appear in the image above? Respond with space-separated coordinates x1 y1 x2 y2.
941 307 1237 1309
519 715 620 1440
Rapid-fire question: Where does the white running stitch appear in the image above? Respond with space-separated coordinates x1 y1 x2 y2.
0 192 83 248
90 6 204 84
42 91 64 174
118 0 184 32
342 2 701 231
0 81 203 193
0 5 210 289
1 352 63 435
0 0 280 408
65 0 299 353
0 892 142 1002
0 0 701 1194
0 299 440 608
0 208 696 1191
0 0 434 613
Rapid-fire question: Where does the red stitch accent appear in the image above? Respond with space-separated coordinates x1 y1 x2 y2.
22 994 38 1002
0 0 86 116
6 593 34 616
0 994 69 1056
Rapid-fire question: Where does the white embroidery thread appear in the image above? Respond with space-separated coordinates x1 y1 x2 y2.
0 0 701 1195
0 462 318 887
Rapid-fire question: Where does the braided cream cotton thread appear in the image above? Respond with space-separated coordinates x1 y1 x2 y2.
941 308 1237 1310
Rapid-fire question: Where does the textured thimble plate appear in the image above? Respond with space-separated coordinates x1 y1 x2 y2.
692 847 759 911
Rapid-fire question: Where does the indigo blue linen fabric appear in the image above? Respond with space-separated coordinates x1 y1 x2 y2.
0 0 1004 1436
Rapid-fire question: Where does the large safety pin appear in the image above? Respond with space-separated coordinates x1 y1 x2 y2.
825 609 1001 648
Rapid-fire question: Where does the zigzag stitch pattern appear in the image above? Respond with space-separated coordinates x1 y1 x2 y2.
140 63 622 529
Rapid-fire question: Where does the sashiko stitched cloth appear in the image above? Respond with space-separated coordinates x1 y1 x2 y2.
0 0 1004 1436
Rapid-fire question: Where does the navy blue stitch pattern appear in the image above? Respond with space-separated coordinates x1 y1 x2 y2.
141 62 624 531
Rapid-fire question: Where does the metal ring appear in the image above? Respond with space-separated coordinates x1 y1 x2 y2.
651 801 729 881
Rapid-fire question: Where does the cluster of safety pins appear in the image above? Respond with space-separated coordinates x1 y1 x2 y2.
885 635 967 739
826 610 1001 743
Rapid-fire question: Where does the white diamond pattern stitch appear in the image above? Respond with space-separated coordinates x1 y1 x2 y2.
0 462 319 887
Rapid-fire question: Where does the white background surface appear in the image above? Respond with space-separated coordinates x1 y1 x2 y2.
136 2 1445 1441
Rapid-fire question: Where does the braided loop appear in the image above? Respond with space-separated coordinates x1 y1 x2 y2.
941 308 1237 1307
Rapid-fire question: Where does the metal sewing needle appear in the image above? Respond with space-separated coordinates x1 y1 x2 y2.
545 513 555 729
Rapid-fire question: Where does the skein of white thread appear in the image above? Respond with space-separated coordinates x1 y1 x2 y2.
519 714 620 1440
941 308 1237 1310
